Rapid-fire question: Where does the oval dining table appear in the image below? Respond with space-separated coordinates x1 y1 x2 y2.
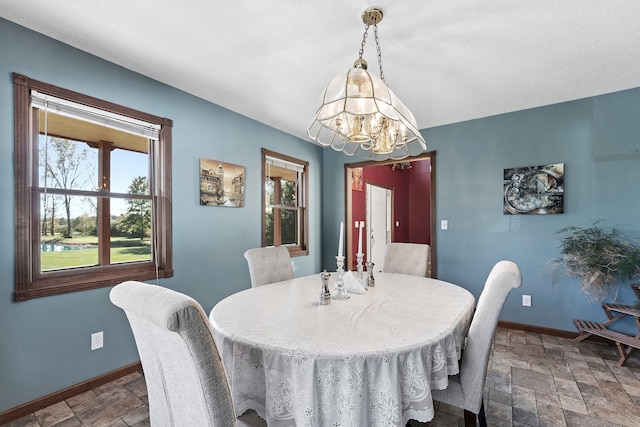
209 272 475 427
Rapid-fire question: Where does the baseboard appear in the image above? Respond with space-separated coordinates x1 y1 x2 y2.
0 361 142 425
497 320 578 338
497 320 616 345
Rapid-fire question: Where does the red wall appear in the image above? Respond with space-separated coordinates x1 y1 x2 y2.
408 159 431 245
350 159 431 265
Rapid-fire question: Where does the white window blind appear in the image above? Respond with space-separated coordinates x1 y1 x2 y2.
265 155 305 173
31 90 160 140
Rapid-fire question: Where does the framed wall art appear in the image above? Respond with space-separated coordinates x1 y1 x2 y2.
352 167 363 191
503 163 564 214
199 158 245 207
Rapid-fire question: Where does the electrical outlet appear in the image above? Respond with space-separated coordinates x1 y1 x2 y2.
522 295 532 307
91 331 104 350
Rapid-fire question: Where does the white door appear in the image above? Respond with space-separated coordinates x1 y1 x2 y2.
366 183 392 272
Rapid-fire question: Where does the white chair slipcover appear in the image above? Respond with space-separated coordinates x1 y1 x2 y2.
243 246 294 287
110 281 265 427
431 260 522 427
382 242 431 277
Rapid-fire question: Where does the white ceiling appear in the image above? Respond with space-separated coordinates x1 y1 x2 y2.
2 1 640 147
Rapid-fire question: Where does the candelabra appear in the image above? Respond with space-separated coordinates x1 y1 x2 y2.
356 253 367 289
333 256 350 299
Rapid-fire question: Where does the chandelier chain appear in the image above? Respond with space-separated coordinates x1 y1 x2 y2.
373 24 385 82
357 24 385 83
358 24 370 60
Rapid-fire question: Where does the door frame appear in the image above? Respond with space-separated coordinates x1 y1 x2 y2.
344 151 437 277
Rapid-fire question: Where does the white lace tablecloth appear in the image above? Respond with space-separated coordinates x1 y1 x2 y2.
209 273 475 427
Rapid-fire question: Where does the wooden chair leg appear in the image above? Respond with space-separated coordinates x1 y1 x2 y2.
463 401 487 427
615 342 634 367
463 409 476 427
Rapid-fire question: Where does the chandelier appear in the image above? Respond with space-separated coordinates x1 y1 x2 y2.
307 7 427 161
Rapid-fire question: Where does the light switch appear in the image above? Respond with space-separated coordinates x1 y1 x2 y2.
441 220 448 230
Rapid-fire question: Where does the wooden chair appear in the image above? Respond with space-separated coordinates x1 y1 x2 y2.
574 284 640 367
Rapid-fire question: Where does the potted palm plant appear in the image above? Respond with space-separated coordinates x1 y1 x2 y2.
552 222 640 301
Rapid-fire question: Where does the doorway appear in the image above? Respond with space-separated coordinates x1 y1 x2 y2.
345 152 436 276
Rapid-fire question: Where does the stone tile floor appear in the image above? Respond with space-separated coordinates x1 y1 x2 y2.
4 327 640 426
2 372 149 427
411 327 640 427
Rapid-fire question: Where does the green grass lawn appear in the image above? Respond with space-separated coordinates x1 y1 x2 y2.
41 235 151 270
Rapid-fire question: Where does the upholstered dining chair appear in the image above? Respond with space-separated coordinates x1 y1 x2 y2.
110 281 265 427
431 260 522 427
382 242 431 277
244 246 294 287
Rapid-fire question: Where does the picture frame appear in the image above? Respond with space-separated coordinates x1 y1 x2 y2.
352 167 363 191
199 158 245 207
503 163 564 214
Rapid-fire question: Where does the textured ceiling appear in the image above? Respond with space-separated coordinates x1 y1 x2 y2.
2 0 640 147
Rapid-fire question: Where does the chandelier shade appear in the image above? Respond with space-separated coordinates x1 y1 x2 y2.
307 7 427 161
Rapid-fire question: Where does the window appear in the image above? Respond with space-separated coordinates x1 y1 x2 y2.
13 73 173 301
262 148 308 257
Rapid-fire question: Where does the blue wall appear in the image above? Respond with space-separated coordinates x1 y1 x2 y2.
323 91 640 334
0 19 323 412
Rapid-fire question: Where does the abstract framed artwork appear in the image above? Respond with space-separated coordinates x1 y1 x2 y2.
199 158 245 207
503 163 564 214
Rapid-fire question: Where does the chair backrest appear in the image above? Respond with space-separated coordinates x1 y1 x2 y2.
110 281 236 427
244 247 294 287
382 242 431 277
459 260 522 413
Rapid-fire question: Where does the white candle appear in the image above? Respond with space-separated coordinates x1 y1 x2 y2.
337 221 344 258
357 221 363 255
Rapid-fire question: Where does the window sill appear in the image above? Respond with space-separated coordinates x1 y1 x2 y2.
287 247 308 258
15 263 173 301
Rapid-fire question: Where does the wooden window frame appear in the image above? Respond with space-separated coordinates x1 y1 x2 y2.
261 148 308 257
13 73 173 301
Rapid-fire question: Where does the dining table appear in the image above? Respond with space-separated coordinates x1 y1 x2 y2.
209 272 475 426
